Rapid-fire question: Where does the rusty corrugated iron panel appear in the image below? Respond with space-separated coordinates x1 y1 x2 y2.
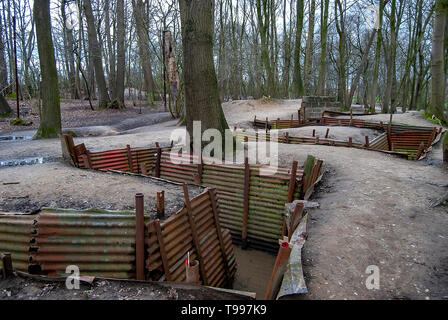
30 208 150 279
0 213 36 272
146 189 236 288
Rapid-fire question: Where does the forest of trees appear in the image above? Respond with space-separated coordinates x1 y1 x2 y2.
0 0 447 132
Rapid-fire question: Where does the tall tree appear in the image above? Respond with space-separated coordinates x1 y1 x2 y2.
115 0 125 106
61 0 79 99
370 0 384 113
83 0 110 108
33 0 61 139
256 0 275 97
335 0 346 106
179 0 229 138
428 0 448 123
303 0 316 95
293 0 304 97
0 12 8 92
131 0 156 102
0 94 11 115
317 0 330 95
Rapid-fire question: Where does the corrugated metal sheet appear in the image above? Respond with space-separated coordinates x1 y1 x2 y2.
30 208 151 279
0 213 36 272
146 189 237 288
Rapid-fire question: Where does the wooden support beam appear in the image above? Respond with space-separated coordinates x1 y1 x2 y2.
287 161 299 203
0 253 13 279
183 184 207 285
208 188 231 286
157 191 165 219
242 157 250 248
325 128 330 138
387 125 392 151
155 147 162 178
154 219 171 281
127 144 134 173
135 193 145 281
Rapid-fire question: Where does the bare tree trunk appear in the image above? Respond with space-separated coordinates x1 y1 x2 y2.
256 0 274 97
114 0 125 107
304 0 316 95
346 30 377 110
61 0 79 99
179 0 229 138
0 94 11 115
131 0 156 101
293 0 304 97
370 0 384 113
0 13 8 92
317 0 329 96
335 0 346 107
384 0 397 113
33 0 61 139
163 30 180 113
428 0 447 123
104 0 115 98
83 0 110 108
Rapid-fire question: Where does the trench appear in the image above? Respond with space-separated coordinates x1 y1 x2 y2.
232 246 276 299
0 156 61 168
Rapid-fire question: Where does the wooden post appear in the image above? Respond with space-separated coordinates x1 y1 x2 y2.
387 126 392 151
264 238 293 300
348 137 353 147
265 117 269 132
135 193 145 280
287 161 299 203
312 129 316 137
0 253 13 279
157 191 165 219
85 150 93 169
415 142 425 160
302 106 306 123
183 184 207 285
288 202 304 240
186 260 200 284
325 128 330 138
127 145 134 173
302 155 316 197
155 147 162 178
208 188 231 285
195 163 203 184
427 128 437 148
254 115 257 126
290 114 294 128
242 157 250 249
298 110 301 124
276 118 280 130
285 132 290 144
154 219 171 281
365 136 370 149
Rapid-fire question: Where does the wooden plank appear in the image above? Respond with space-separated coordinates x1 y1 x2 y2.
208 188 231 286
183 184 208 285
154 220 172 281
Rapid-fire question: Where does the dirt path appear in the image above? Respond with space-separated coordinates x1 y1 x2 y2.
1 99 447 300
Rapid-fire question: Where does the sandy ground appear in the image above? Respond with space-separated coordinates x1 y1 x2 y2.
0 162 203 219
1 98 447 300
